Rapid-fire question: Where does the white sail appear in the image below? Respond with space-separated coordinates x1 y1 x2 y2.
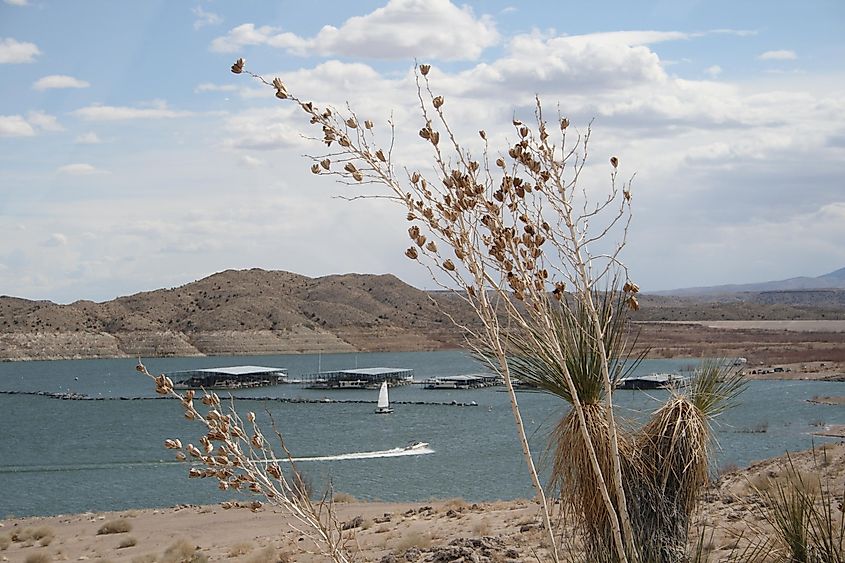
377 381 389 409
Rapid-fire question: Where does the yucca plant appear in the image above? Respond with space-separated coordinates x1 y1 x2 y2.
634 360 747 562
757 454 845 563
502 288 644 560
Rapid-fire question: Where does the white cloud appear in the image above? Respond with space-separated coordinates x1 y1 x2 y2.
0 115 35 137
0 112 63 136
704 65 722 77
0 37 40 63
210 0 499 61
44 233 69 247
195 82 238 93
57 163 106 175
75 132 103 144
27 111 64 132
759 49 797 61
221 107 305 151
72 102 194 121
33 74 91 91
3 0 29 6
192 5 222 30
239 155 263 167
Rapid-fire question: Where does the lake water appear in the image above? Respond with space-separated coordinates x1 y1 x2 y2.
1 350 843 518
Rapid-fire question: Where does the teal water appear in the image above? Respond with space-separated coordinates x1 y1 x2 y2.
1 350 842 518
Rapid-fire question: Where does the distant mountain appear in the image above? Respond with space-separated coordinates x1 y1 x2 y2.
2 268 844 361
654 267 845 296
0 269 475 361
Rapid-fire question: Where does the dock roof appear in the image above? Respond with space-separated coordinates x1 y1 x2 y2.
324 367 411 376
186 365 287 376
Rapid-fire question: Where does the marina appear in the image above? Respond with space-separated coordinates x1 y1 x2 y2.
1 350 842 518
168 365 296 389
423 373 502 389
304 367 414 389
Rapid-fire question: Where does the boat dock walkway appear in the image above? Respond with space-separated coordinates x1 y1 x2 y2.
0 390 479 407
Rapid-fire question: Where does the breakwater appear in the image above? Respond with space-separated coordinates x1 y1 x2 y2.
0 389 479 407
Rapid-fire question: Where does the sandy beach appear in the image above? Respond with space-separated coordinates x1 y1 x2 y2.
3 442 842 562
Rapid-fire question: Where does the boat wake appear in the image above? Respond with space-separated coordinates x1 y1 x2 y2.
0 444 434 474
280 444 435 463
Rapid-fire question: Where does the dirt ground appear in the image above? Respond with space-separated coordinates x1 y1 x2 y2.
3 442 843 562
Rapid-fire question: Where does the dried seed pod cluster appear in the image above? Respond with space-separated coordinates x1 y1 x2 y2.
229 60 639 563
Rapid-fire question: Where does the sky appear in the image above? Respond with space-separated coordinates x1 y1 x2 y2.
1 0 844 303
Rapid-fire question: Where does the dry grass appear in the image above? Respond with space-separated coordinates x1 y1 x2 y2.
443 498 468 510
97 518 132 535
118 536 138 549
0 533 10 550
161 539 208 563
245 546 289 563
131 555 157 563
333 492 357 504
227 541 255 557
473 519 492 536
24 553 52 563
396 530 432 551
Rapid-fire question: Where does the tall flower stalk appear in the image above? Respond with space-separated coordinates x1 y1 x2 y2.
231 58 641 561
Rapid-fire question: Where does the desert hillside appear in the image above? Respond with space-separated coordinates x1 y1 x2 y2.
2 268 845 362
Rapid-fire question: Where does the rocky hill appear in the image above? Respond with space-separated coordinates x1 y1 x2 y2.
2 268 845 361
0 269 474 361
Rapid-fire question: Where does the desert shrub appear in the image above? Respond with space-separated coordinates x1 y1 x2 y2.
332 492 356 504
227 541 254 557
119 536 138 549
759 463 844 563
473 519 492 536
131 555 157 563
443 498 468 510
0 534 10 550
246 546 289 563
396 530 431 551
161 539 208 563
24 553 52 563
97 518 132 535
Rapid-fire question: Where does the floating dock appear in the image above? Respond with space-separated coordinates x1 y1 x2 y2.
304 367 413 389
169 365 293 389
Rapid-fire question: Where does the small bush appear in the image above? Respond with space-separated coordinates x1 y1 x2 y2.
98 518 132 535
333 492 356 503
396 530 431 551
162 539 208 563
443 497 468 510
227 541 254 557
24 554 52 563
31 527 53 541
0 534 10 550
131 555 157 563
118 536 138 549
472 519 491 536
246 546 289 563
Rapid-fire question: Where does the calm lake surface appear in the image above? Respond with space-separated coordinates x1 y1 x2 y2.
1 350 843 518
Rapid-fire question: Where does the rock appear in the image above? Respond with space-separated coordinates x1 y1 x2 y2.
342 515 364 530
404 546 422 561
379 554 397 563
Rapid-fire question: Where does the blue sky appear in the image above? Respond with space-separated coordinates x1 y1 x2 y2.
1 0 844 302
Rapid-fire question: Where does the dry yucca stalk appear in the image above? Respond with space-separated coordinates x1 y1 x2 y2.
233 58 641 562
135 362 353 563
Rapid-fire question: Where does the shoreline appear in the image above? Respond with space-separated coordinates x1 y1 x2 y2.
3 443 842 562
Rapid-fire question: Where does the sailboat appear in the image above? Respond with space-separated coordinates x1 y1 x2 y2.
374 381 393 414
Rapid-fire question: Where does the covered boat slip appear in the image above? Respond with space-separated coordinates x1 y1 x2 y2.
423 373 502 389
170 365 292 389
305 367 414 389
615 372 687 390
